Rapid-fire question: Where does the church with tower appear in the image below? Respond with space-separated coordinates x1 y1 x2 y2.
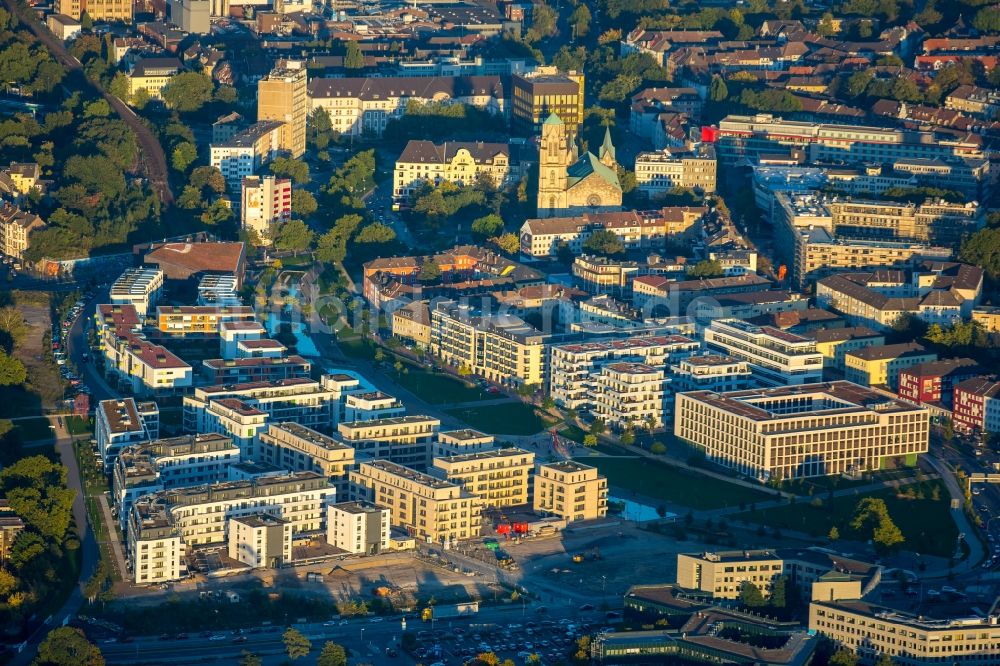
535 113 624 218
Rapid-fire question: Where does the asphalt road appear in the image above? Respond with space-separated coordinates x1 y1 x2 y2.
100 603 600 665
0 0 173 205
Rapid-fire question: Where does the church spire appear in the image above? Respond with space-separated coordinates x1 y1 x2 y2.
599 127 616 167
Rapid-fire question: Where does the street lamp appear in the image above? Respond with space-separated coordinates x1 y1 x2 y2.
360 626 365 651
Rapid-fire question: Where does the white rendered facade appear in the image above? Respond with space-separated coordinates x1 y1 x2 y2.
703 319 823 387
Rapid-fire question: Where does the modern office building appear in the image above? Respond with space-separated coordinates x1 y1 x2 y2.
676 550 785 600
810 599 1000 665
431 448 535 508
257 60 308 158
326 502 390 555
349 460 479 544
710 114 985 165
511 69 585 135
533 460 608 523
703 319 824 387
674 381 930 480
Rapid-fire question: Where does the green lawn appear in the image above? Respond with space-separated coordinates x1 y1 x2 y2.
447 403 554 436
583 456 773 511
13 416 53 441
66 415 93 436
735 481 957 557
393 368 487 404
338 335 375 360
557 423 587 443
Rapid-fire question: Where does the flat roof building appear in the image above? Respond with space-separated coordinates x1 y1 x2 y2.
674 381 929 480
533 460 608 523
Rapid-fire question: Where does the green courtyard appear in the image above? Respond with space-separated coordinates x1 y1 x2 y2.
392 368 487 404
447 402 557 436
583 455 773 511
735 481 957 557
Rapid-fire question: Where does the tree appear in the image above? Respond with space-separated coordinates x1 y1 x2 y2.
344 41 365 70
271 157 310 184
171 142 197 173
0 350 26 386
354 222 396 244
959 228 1000 282
109 72 129 100
828 526 840 541
317 641 347 666
599 74 642 103
0 568 15 596
739 581 766 607
0 307 27 349
419 260 442 283
771 576 788 608
80 11 93 30
589 418 607 436
471 213 504 239
582 229 624 257
190 166 226 193
829 648 859 666
291 190 318 218
709 75 729 102
282 628 312 660
476 653 500 666
570 4 591 38
161 72 215 112
650 441 666 454
974 7 1000 33
687 260 724 278
583 434 598 447
491 232 519 255
238 652 262 666
874 654 895 666
132 88 150 110
817 12 837 36
83 99 110 118
200 200 234 229
274 219 314 255
35 627 104 666
316 214 363 263
851 497 904 552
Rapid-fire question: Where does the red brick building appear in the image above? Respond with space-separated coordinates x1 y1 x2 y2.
897 358 982 409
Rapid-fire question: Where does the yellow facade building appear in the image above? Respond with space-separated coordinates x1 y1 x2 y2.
533 460 607 523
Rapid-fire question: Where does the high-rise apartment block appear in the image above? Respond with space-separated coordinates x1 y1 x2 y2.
257 60 308 158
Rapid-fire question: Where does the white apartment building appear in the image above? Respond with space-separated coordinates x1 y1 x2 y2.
344 391 405 423
127 471 333 583
548 334 698 411
109 267 164 319
674 381 929 480
591 362 668 431
95 398 159 465
197 275 241 307
634 145 717 197
670 354 753 394
183 378 341 438
337 416 439 471
195 398 268 458
257 423 355 496
113 434 239 533
349 460 479 544
210 120 284 193
307 75 505 138
227 513 292 569
431 448 535 508
240 175 291 244
433 429 496 458
103 333 193 396
431 301 548 388
326 502 390 555
219 321 268 358
703 319 823 387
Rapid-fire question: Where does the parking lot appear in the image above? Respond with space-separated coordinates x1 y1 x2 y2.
410 616 588 665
